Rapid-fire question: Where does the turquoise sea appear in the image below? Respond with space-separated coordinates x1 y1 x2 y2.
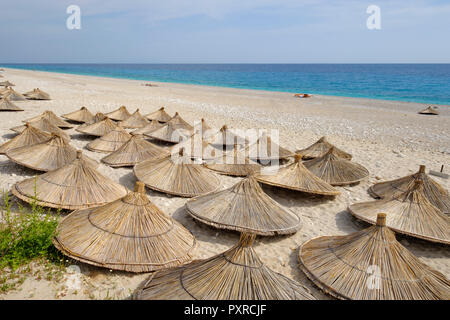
1 64 450 105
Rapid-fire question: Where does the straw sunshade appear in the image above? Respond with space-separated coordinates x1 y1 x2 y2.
0 124 51 155
61 106 95 124
368 165 450 214
11 118 70 141
53 181 196 272
255 155 340 196
0 81 15 87
166 112 193 131
303 147 369 186
6 133 97 172
0 97 23 111
102 135 169 167
348 180 450 244
106 106 131 121
205 144 261 177
134 149 221 197
245 132 293 161
119 109 149 129
12 151 128 210
135 233 315 300
296 136 352 160
24 88 50 100
298 213 450 300
171 134 218 161
145 107 172 123
23 110 74 129
131 120 164 135
76 117 117 137
186 176 301 235
419 106 439 115
1 88 26 101
208 125 248 148
146 121 192 143
86 125 131 153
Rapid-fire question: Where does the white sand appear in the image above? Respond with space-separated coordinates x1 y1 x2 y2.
0 68 449 300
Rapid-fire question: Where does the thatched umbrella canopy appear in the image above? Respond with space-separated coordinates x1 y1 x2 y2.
12 151 128 210
131 119 164 135
102 135 169 167
0 123 51 155
53 181 196 272
368 165 449 214
296 136 352 160
146 121 192 143
23 110 74 129
6 133 97 172
245 132 293 161
24 88 51 100
76 117 117 137
186 176 301 235
86 124 131 153
171 134 218 161
298 213 450 300
134 149 221 197
255 154 340 196
61 106 95 124
145 107 172 123
1 88 26 101
348 180 450 244
205 144 261 177
120 109 149 129
135 233 315 300
11 118 70 141
303 147 369 186
208 125 248 148
0 97 23 111
419 106 439 115
0 81 15 87
106 106 131 121
166 112 193 131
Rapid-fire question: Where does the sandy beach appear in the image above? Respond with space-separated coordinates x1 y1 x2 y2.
0 67 449 300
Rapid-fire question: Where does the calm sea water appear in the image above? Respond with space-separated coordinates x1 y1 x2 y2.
2 64 450 105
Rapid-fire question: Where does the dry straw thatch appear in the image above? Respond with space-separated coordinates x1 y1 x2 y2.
1 88 27 101
186 176 301 235
131 119 164 135
86 124 131 153
76 116 117 137
296 136 352 160
208 125 248 148
106 105 131 121
11 118 70 141
166 112 193 131
0 124 51 155
0 80 15 87
12 151 128 210
23 110 74 129
171 133 218 161
245 132 293 161
119 109 149 129
145 107 172 123
0 97 23 111
134 233 315 300
303 147 369 185
205 144 261 177
146 121 192 143
134 149 221 197
298 213 450 300
53 181 196 272
368 165 450 214
418 106 439 115
348 180 450 244
102 135 169 167
255 154 340 196
24 88 51 100
61 106 95 123
6 133 97 172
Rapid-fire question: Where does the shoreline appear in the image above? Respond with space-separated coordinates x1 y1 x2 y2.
2 66 450 107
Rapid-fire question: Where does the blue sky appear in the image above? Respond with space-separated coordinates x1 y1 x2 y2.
0 0 449 63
